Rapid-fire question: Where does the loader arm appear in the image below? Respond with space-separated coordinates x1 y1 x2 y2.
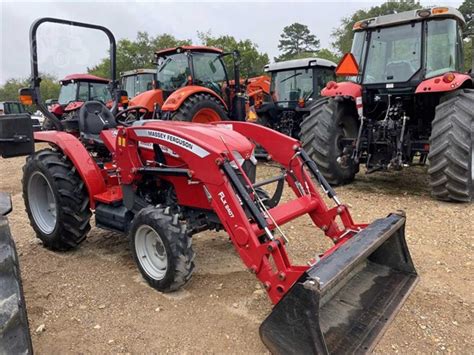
115 120 418 353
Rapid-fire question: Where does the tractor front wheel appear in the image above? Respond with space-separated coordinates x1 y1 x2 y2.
22 149 92 250
130 206 195 292
300 97 359 185
428 89 474 202
172 93 228 123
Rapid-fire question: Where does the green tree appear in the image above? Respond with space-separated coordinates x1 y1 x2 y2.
331 1 421 55
276 23 320 61
0 74 60 103
458 0 473 69
197 31 269 78
89 32 191 78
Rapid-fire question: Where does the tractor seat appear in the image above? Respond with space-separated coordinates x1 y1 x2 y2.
78 101 117 142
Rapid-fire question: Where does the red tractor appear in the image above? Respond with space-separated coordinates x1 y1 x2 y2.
300 6 473 202
43 74 113 130
19 18 419 353
129 46 265 123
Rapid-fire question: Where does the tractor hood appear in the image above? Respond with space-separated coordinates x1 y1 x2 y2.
137 121 255 159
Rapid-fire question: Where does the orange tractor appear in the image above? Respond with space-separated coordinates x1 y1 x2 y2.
128 46 270 123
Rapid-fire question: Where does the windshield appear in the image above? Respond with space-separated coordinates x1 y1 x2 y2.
192 52 227 95
156 53 190 91
122 73 156 98
271 68 313 107
58 81 111 104
58 83 77 104
363 22 422 84
426 19 461 78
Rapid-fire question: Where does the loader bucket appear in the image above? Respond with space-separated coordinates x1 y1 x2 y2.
260 213 418 354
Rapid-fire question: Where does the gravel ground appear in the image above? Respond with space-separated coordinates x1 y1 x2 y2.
1 152 472 354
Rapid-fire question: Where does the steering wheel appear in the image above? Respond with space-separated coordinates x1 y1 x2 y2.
115 106 149 126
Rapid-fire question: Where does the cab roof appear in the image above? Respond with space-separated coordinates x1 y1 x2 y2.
121 68 157 77
264 57 337 73
60 74 109 84
354 6 466 31
155 46 223 57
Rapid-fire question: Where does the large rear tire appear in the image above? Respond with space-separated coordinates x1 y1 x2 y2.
172 93 228 123
22 149 92 250
300 97 359 185
130 206 195 292
428 89 474 202
0 207 33 354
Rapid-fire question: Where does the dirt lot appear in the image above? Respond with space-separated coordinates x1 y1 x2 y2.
1 152 473 354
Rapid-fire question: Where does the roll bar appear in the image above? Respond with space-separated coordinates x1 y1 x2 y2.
28 17 118 130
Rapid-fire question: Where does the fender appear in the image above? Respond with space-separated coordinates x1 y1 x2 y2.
129 89 164 112
415 73 472 94
321 81 362 100
64 101 84 112
33 131 107 208
161 86 228 111
49 104 64 116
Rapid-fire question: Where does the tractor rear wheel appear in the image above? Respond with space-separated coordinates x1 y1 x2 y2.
300 97 359 185
172 93 228 123
130 206 195 292
22 149 92 250
428 89 474 202
0 211 32 354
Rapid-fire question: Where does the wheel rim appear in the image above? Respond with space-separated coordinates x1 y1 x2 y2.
134 225 168 280
335 117 357 169
28 171 57 234
192 108 222 123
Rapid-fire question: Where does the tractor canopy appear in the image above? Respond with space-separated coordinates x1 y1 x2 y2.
264 58 336 109
154 46 229 99
57 74 112 106
350 7 467 86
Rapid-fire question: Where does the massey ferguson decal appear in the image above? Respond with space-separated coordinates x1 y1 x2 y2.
135 129 210 158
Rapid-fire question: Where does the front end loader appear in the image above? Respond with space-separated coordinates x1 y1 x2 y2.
20 17 419 353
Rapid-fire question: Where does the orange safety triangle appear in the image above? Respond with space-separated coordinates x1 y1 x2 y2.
336 53 359 76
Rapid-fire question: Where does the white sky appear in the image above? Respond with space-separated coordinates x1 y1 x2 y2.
0 0 464 84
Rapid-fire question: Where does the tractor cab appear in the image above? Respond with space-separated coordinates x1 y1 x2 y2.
54 74 111 109
344 7 467 91
155 46 230 101
121 69 157 99
254 58 336 139
130 46 246 123
265 58 336 109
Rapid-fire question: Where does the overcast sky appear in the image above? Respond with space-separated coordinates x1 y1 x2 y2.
0 0 464 84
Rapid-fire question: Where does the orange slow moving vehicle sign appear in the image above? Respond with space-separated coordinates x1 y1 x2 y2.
335 53 359 76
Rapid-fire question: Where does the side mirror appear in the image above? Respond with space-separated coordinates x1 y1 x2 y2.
18 88 34 106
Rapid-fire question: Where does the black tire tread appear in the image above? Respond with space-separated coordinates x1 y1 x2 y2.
300 97 358 185
172 93 227 122
0 217 33 354
428 89 474 202
131 206 195 292
22 149 92 250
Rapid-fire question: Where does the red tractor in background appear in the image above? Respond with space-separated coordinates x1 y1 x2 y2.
129 46 269 123
42 74 113 130
300 6 473 202
17 17 419 354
